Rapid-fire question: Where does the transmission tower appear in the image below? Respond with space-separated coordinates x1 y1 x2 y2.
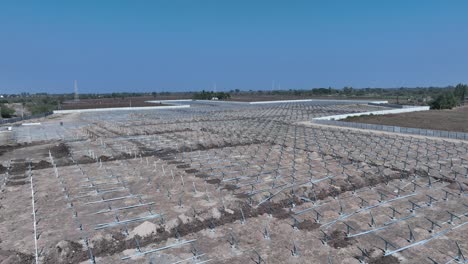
74 80 79 102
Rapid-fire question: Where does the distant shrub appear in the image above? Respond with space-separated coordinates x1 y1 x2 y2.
429 92 459 109
193 90 231 100
27 103 57 115
454 83 467 103
0 104 15 118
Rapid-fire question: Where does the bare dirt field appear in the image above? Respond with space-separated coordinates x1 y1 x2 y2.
228 94 386 102
61 96 186 110
61 94 388 110
0 100 466 264
342 106 468 132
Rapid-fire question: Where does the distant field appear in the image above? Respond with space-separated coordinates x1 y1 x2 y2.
61 97 172 110
60 94 406 109
61 95 394 108
229 94 387 102
342 105 468 132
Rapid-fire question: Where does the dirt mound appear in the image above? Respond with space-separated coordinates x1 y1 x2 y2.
7 174 27 180
195 173 209 178
369 255 400 264
328 230 356 249
78 155 95 164
98 155 113 162
297 219 320 231
5 179 28 186
0 249 34 264
129 221 158 238
60 198 309 263
168 161 184 165
118 152 132 159
50 143 70 158
206 178 221 184
222 184 239 191
0 160 51 175
234 193 250 199
43 240 87 264
9 163 28 175
0 146 14 157
160 155 175 161
0 165 7 174
0 143 30 157
89 232 134 257
33 160 51 170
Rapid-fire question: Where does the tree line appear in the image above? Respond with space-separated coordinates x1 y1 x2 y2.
192 90 231 100
429 84 467 109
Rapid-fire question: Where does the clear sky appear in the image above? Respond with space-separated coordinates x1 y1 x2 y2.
1 1 467 94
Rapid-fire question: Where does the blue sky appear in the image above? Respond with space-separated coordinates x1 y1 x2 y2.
0 1 467 94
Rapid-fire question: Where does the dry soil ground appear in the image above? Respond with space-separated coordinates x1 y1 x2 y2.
0 100 466 264
61 97 170 110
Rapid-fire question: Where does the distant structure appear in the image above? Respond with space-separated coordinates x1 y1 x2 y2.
271 80 280 91
74 80 79 102
211 82 218 100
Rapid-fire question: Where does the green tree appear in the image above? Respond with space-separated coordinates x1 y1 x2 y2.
430 92 458 109
193 90 231 100
0 104 15 118
343 86 353 95
454 83 467 103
